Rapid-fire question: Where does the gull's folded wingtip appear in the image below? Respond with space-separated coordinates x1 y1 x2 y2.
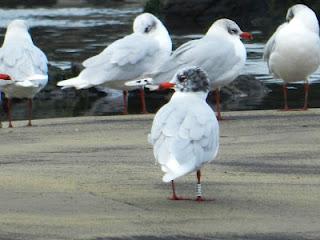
124 78 153 87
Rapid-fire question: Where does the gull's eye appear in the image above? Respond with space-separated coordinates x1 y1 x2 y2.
144 25 152 33
178 74 187 82
229 28 238 34
286 11 294 22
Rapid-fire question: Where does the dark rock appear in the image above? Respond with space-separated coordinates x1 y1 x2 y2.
142 75 269 113
218 74 270 110
0 0 57 8
144 0 165 16
145 0 320 33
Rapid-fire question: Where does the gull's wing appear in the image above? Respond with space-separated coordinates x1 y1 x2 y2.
58 32 162 89
0 40 48 81
83 32 159 68
263 23 287 63
150 35 241 85
149 96 219 182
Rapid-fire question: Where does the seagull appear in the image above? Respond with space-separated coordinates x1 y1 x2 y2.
0 20 48 128
263 4 320 110
126 18 252 120
149 66 219 201
57 13 172 114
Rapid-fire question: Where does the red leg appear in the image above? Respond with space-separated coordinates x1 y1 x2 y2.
27 98 32 127
7 98 13 128
195 170 205 201
122 90 128 115
282 83 289 111
169 180 189 201
302 82 309 110
169 180 180 200
214 89 222 121
139 88 148 114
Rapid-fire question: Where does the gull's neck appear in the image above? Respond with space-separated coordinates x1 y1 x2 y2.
152 22 172 54
172 91 208 101
291 10 319 34
3 28 33 46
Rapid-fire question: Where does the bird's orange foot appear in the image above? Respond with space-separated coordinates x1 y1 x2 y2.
217 116 223 121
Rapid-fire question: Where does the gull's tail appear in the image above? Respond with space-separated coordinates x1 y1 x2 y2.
125 78 160 91
57 77 91 90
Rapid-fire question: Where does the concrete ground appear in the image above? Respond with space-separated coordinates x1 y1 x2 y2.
0 109 320 240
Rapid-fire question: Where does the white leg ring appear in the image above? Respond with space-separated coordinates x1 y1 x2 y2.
196 183 202 197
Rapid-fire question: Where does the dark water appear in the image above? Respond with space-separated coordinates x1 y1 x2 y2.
0 2 320 121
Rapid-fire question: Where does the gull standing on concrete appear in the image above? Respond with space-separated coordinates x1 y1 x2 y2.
149 67 219 201
0 20 48 128
126 18 252 120
263 4 320 110
57 13 172 114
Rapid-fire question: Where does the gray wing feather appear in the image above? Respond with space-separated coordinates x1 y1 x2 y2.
263 23 287 62
263 33 276 62
150 35 240 84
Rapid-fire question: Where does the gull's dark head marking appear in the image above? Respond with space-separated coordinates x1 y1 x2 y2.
173 66 209 93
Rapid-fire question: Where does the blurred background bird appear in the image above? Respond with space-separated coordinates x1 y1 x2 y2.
0 19 48 127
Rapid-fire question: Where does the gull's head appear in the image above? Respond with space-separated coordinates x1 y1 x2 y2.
160 66 209 93
286 4 310 22
133 12 172 54
133 13 160 35
7 19 29 31
208 18 252 40
286 4 319 33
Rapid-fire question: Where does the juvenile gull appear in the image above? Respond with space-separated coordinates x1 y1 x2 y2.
149 67 219 201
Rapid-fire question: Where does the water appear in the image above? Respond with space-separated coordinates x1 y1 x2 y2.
0 3 320 121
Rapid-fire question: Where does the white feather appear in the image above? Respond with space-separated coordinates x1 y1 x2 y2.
150 91 219 182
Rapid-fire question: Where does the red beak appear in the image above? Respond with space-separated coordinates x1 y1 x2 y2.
0 73 11 80
159 82 175 90
240 32 253 40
